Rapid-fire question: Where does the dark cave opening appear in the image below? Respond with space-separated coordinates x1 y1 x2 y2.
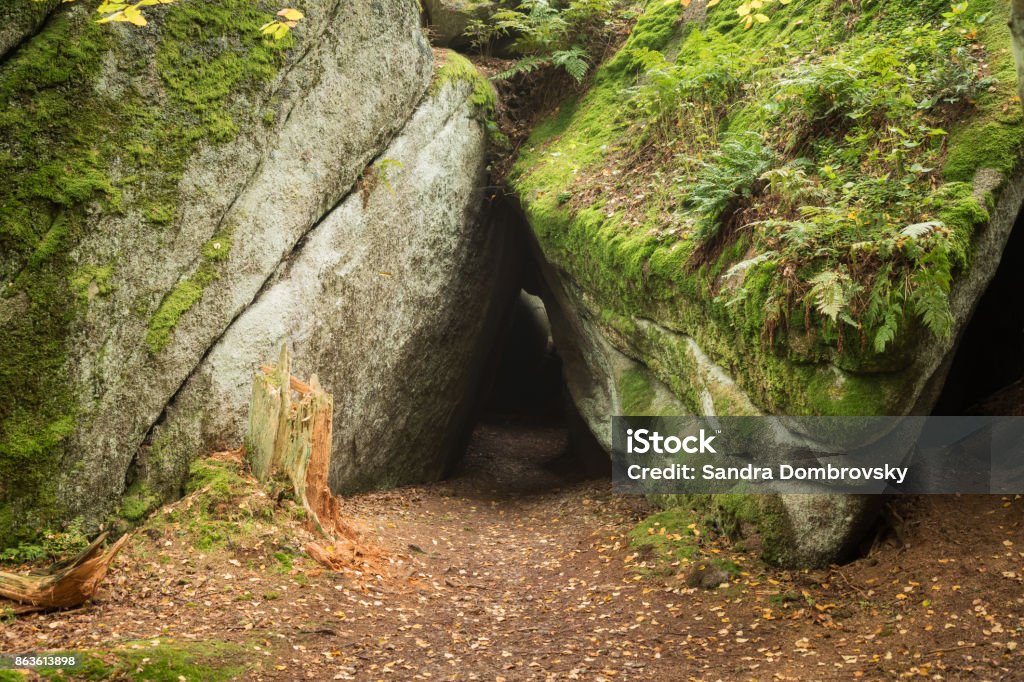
451 196 610 487
932 204 1024 415
450 284 611 491
480 290 565 423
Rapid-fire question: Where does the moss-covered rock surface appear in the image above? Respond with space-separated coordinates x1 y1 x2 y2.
512 0 1024 565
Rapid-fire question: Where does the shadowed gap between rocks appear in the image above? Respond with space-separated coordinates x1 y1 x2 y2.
933 201 1024 416
447 197 610 496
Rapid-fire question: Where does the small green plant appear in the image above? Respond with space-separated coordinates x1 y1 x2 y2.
358 158 405 205
486 0 624 84
374 158 404 194
495 47 590 83
0 520 89 564
687 135 777 240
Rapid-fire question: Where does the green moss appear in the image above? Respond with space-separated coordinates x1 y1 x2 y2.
146 456 267 551
145 280 204 354
118 481 160 523
146 230 233 353
944 121 1024 183
700 493 793 567
603 0 684 76
619 368 655 416
431 50 497 118
37 639 247 681
143 202 177 225
628 506 699 573
184 458 249 498
0 10 110 548
69 264 115 304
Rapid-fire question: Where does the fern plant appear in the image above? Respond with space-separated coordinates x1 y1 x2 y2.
483 0 616 84
495 47 590 83
687 135 777 240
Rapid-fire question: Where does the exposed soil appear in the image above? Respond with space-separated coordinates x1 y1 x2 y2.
4 420 1024 681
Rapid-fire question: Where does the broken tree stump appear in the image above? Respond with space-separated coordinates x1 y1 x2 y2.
246 344 378 571
0 532 129 613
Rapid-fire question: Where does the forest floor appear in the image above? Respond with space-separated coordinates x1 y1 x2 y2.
3 420 1024 681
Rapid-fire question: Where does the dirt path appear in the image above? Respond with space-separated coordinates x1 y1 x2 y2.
4 421 1024 680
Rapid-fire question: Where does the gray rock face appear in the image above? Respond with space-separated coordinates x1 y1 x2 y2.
148 76 519 495
0 0 57 60
58 2 433 527
0 0 509 540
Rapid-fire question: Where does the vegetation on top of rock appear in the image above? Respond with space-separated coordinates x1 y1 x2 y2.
512 0 1023 411
471 0 628 83
432 50 499 118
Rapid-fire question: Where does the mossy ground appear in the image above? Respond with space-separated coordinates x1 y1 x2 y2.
628 491 797 571
0 1 291 548
512 0 1023 417
142 455 289 552
33 639 247 681
627 506 700 575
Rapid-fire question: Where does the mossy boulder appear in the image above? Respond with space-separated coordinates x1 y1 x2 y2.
511 0 1024 566
0 2 508 545
422 0 501 49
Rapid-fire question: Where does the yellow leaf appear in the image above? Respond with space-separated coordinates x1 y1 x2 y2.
754 13 770 22
277 8 304 21
679 0 691 6
121 6 147 25
707 0 721 5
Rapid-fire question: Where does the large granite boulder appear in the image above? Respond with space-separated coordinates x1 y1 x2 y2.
422 0 499 49
0 0 507 544
148 54 519 496
511 0 1024 566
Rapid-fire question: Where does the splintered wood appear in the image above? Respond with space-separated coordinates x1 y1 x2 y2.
247 345 380 572
0 533 129 613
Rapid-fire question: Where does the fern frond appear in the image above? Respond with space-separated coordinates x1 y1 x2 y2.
493 55 551 81
552 47 590 83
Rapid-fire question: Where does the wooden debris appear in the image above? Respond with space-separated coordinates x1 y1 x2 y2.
0 532 129 613
246 344 382 571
